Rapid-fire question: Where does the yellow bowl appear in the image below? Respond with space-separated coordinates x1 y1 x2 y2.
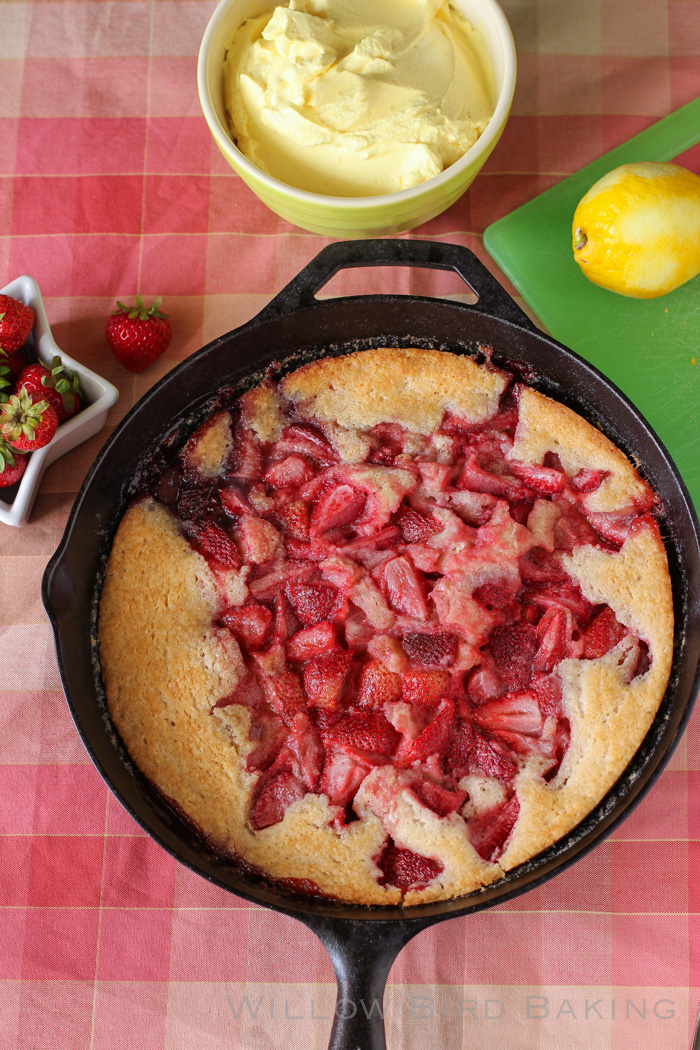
198 0 516 238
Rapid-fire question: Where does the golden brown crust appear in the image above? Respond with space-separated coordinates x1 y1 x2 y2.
99 348 674 907
279 347 509 435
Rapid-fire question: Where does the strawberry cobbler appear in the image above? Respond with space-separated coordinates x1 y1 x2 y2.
98 347 673 905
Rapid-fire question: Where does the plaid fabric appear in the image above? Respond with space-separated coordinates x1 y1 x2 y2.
1 0 699 1046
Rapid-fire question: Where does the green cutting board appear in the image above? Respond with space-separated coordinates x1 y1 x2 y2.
483 98 700 512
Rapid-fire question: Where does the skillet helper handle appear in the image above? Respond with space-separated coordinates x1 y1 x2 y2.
303 916 424 1050
254 238 540 332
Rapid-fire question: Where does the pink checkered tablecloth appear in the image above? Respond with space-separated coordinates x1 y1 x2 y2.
1 0 700 1047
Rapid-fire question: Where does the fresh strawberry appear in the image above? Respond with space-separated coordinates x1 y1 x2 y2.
303 650 352 708
249 770 305 830
0 437 28 487
395 505 441 543
395 698 455 764
16 356 81 422
401 670 450 708
188 520 240 568
105 295 171 373
466 795 520 861
286 580 338 625
0 295 34 356
0 388 58 451
322 710 400 756
378 842 443 891
401 631 458 667
582 606 628 659
286 621 339 662
356 659 402 708
219 603 272 649
488 622 538 691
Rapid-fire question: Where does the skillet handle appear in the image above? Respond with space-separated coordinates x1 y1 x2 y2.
301 915 425 1050
253 238 540 332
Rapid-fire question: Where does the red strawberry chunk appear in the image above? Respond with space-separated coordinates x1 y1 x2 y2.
380 555 429 620
320 748 373 809
260 671 307 724
466 664 504 705
469 731 517 783
571 468 608 493
215 670 265 710
264 454 315 488
508 460 566 494
395 698 455 764
230 429 263 481
356 659 402 708
519 547 568 584
244 712 287 771
524 580 593 621
472 578 519 612
467 795 520 861
248 562 314 600
584 509 637 547
311 484 366 534
378 842 443 891
220 482 252 515
249 770 306 830
396 505 441 543
274 424 337 465
238 514 282 564
323 711 400 757
286 580 338 625
457 451 528 501
401 670 450 708
488 622 538 691
219 603 272 649
553 504 600 550
401 632 458 667
272 499 311 541
286 621 339 662
269 592 301 644
531 673 563 719
408 774 467 817
445 719 475 778
189 521 240 568
286 713 324 791
472 691 544 737
582 606 628 659
303 650 353 708
533 606 572 674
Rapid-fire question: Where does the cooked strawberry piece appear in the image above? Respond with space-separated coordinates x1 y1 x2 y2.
531 673 563 719
533 606 572 674
264 454 315 488
571 468 608 493
189 521 240 568
444 719 475 778
342 526 403 566
519 547 568 584
408 774 467 817
401 670 450 708
238 514 283 564
219 603 273 649
457 451 528 501
176 481 220 521
394 505 438 543
286 537 331 562
553 504 600 550
311 484 366 534
260 671 307 724
356 659 402 708
472 691 544 737
286 580 338 625
488 622 538 691
402 632 458 667
467 795 520 861
508 460 566 494
230 428 263 481
584 509 637 548
466 664 505 705
582 606 628 659
249 770 306 830
286 713 324 791
378 842 443 891
274 424 337 465
286 621 339 662
215 670 265 709
344 610 376 652
219 481 252 515
395 698 455 764
472 578 519 612
524 580 593 621
320 749 371 809
323 710 400 756
269 592 301 644
248 561 315 600
303 650 353 708
245 712 287 771
468 730 517 783
380 555 429 620
272 499 311 541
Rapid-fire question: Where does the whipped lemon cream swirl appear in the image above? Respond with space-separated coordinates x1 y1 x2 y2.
224 0 494 197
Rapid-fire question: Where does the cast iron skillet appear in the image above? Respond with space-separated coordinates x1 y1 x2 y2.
43 240 700 1050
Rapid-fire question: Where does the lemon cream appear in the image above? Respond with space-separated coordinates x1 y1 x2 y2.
223 0 494 197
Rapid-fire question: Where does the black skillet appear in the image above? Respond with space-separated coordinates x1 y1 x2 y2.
42 239 700 1050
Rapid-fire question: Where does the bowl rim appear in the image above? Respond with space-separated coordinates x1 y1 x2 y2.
197 0 517 209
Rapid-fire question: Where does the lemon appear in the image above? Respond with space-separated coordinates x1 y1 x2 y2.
572 161 700 298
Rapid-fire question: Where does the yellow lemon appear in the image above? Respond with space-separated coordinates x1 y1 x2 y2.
572 161 700 298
